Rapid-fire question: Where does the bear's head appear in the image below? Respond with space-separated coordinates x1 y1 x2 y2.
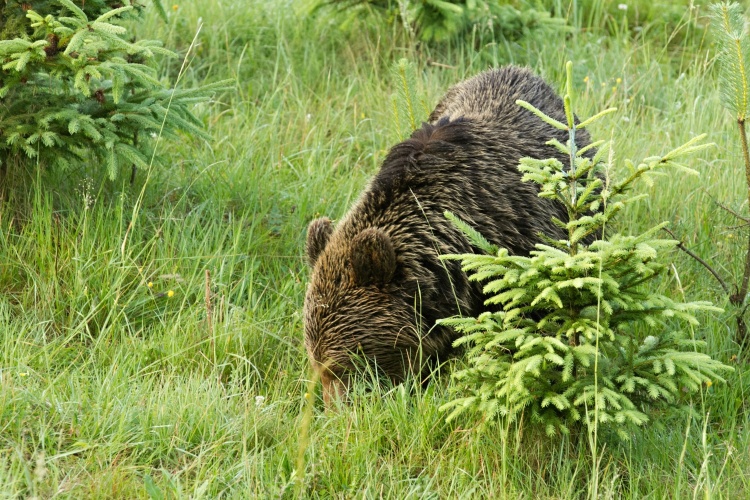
303 217 425 405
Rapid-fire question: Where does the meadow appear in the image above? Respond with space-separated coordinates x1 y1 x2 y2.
1 0 749 497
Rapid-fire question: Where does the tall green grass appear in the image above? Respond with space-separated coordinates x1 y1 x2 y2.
1 0 748 497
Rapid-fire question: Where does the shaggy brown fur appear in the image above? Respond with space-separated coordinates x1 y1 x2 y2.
304 66 591 404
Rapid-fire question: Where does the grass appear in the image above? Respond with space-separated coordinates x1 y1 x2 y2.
1 0 749 497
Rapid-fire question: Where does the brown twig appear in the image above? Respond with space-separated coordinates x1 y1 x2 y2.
734 229 750 309
662 227 730 295
716 200 750 223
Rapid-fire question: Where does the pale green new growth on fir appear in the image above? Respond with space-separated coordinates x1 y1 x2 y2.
439 62 732 439
444 210 498 255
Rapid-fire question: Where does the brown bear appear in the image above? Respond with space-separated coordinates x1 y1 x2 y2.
304 66 591 404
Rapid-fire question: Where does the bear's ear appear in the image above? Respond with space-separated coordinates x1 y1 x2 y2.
350 228 396 286
306 217 334 267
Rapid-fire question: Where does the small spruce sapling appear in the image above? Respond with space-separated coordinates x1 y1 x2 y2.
390 58 428 140
439 62 733 439
704 2 750 345
0 0 231 182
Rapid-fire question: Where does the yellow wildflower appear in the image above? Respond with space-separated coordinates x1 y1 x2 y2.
167 290 175 298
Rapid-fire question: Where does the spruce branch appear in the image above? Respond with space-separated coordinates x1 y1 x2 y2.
516 99 567 130
444 210 498 255
577 108 618 129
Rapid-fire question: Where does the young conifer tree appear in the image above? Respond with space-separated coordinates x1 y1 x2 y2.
707 2 750 344
439 62 733 439
0 0 228 182
390 58 428 139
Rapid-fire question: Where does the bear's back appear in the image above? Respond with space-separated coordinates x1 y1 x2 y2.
429 66 568 129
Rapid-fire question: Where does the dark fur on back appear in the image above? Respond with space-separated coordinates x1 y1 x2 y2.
304 66 591 403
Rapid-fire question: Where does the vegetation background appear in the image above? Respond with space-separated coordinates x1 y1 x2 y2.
1 0 748 497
